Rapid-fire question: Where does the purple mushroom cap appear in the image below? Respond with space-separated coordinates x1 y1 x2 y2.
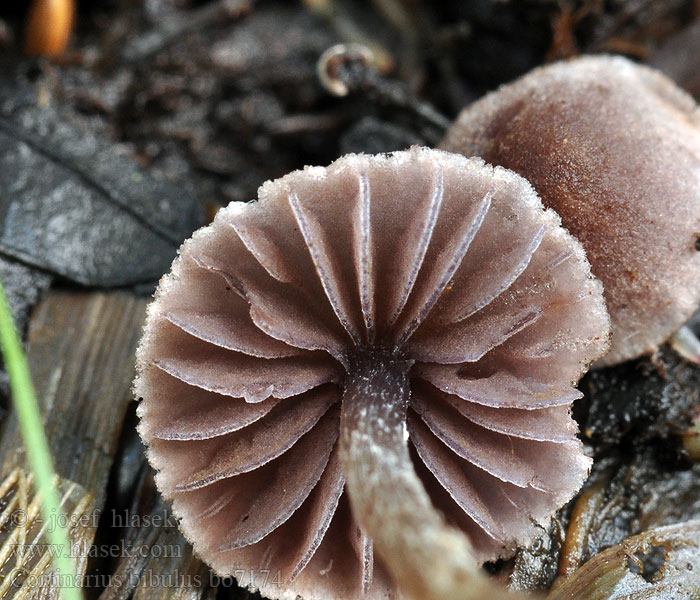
441 55 700 366
135 147 609 600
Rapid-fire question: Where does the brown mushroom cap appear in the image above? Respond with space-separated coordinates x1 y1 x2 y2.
135 147 609 600
440 54 700 367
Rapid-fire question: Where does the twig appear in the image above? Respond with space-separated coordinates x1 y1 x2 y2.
317 43 451 134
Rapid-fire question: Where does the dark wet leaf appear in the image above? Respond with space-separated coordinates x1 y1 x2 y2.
0 257 52 397
0 258 51 335
0 103 201 287
0 57 202 348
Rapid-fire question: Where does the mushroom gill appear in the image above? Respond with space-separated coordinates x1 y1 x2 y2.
440 54 700 367
135 147 610 600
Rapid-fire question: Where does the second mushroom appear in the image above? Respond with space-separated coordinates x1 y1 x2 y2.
441 55 700 367
135 148 610 600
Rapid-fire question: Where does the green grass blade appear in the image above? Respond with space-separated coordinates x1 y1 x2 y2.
0 279 83 600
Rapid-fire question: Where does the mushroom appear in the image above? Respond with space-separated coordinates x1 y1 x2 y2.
440 54 700 367
135 147 609 600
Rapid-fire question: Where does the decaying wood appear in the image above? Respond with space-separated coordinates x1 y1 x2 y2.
0 290 212 598
0 468 94 598
0 292 146 501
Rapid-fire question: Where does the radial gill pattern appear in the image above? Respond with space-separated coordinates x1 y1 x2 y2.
135 147 610 600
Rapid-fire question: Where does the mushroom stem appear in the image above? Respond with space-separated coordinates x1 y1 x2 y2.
339 351 524 600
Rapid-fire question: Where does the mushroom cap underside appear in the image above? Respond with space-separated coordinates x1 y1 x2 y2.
135 147 610 600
